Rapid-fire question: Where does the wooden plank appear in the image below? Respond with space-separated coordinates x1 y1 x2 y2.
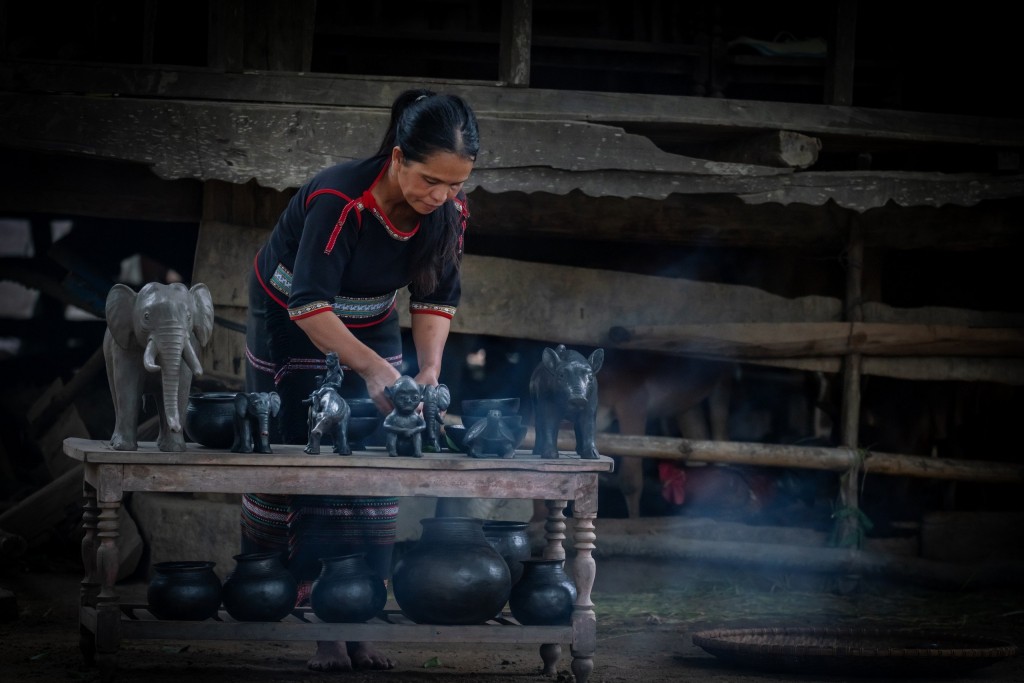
825 0 858 106
606 322 1024 358
4 62 1022 149
3 92 1021 211
703 130 821 169
208 0 244 72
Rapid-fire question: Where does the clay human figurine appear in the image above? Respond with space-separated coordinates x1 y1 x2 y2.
103 282 215 452
231 391 281 454
383 376 426 457
464 409 518 459
304 385 352 455
320 351 344 391
421 383 451 452
529 344 604 459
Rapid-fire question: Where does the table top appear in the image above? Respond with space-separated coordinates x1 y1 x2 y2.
63 438 616 473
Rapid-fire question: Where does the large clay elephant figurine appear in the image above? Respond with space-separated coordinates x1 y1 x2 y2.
103 282 215 451
232 391 281 454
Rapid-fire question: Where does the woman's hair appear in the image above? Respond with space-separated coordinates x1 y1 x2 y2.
377 89 480 295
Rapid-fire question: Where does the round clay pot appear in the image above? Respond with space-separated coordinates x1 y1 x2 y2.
310 554 387 623
147 560 222 621
221 552 298 622
393 517 511 625
483 520 531 585
185 392 237 448
509 558 577 626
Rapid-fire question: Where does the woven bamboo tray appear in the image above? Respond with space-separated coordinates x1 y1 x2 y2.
692 626 1018 677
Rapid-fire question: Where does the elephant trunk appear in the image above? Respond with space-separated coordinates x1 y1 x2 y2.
151 330 188 433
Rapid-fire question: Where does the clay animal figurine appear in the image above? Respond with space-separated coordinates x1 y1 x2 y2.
320 351 344 391
421 383 451 452
383 376 426 457
464 409 517 458
530 344 604 459
231 391 281 454
103 282 215 452
304 385 352 455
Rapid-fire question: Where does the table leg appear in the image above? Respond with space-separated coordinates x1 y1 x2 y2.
570 513 597 683
94 498 122 678
537 499 568 672
79 486 99 663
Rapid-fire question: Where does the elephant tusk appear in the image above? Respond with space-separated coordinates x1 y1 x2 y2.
143 338 160 372
183 337 204 377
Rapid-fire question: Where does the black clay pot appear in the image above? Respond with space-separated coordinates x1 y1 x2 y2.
310 554 387 623
509 558 577 626
185 392 237 448
221 552 298 622
393 517 511 625
147 561 222 621
483 521 531 585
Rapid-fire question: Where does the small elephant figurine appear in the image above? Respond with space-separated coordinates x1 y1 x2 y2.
530 344 604 460
305 385 352 455
231 391 281 454
383 376 425 457
103 282 215 452
421 383 451 453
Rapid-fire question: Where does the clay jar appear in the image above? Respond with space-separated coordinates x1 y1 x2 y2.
483 520 531 585
147 560 222 621
221 552 298 622
393 517 511 625
185 392 236 448
310 554 387 623
509 558 577 626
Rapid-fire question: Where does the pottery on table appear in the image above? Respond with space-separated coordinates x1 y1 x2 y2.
147 560 222 621
185 392 237 448
393 517 511 625
460 413 523 432
346 416 382 446
221 552 297 622
444 424 468 452
310 553 388 623
509 558 577 626
483 520 531 585
461 398 520 417
345 398 381 418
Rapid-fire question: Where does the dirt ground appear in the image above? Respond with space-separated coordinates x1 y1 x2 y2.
3 550 1024 683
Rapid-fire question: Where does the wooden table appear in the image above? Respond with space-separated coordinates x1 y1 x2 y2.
64 437 614 682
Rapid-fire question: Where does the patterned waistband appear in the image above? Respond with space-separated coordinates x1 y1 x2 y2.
270 263 397 321
245 346 402 385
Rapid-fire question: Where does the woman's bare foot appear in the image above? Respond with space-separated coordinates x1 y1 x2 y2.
348 641 396 670
306 641 396 671
307 641 353 671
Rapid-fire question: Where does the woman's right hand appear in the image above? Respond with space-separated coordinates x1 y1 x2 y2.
363 359 402 414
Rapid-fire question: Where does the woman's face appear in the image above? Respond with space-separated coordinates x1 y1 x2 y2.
392 148 474 215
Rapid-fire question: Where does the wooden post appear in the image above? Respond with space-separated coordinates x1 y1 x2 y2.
499 0 532 86
836 210 866 557
825 0 858 105
208 0 244 73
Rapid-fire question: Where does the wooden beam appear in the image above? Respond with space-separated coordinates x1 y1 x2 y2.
702 130 821 169
606 322 1024 358
208 0 244 72
3 63 1022 149
3 92 1021 211
499 0 532 86
825 0 858 106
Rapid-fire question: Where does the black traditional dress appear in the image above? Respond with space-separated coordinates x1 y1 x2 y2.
241 154 467 594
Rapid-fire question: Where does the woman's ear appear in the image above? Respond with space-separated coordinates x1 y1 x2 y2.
391 146 403 166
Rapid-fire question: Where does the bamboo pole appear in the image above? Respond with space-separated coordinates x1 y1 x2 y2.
511 428 1024 483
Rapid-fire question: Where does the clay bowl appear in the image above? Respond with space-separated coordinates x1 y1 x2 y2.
185 392 238 448
460 413 523 432
460 398 520 417
346 398 381 418
444 424 468 452
347 416 382 445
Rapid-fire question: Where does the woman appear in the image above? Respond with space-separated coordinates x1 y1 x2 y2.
241 89 479 672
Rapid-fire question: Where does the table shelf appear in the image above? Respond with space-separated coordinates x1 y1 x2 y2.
66 438 611 683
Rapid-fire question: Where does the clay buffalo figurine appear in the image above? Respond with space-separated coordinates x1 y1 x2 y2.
530 344 604 459
231 391 281 454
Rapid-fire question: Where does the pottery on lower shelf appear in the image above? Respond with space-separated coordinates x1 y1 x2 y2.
147 560 222 621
